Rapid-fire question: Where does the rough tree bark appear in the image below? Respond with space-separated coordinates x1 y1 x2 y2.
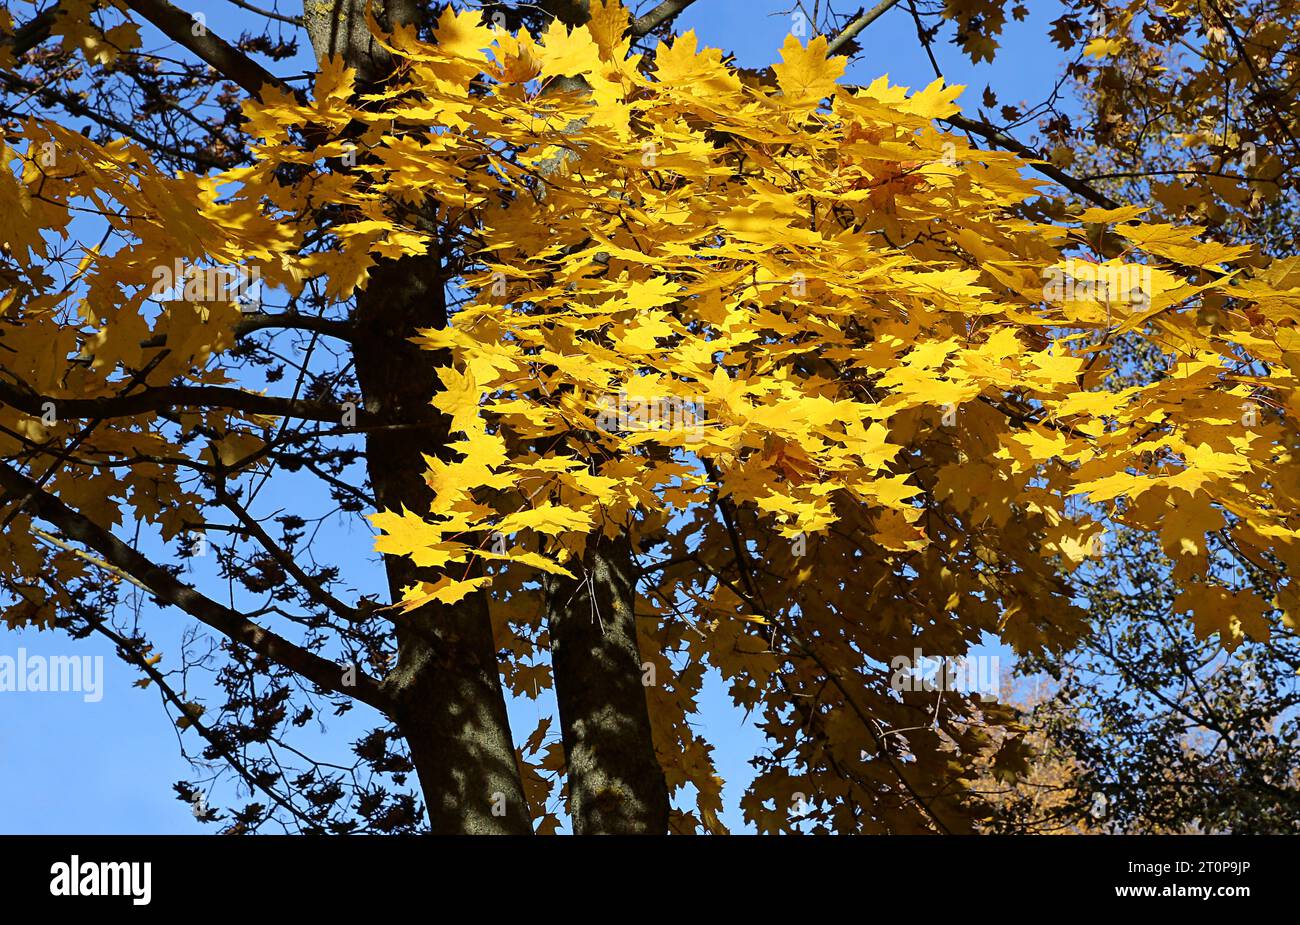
351 255 531 834
531 0 672 830
304 0 530 835
303 0 421 84
304 0 669 834
544 532 669 834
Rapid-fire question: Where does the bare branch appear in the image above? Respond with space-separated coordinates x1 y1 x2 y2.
0 378 370 426
630 0 698 38
32 526 153 592
139 312 358 348
214 479 366 624
0 459 392 713
223 0 303 27
0 69 232 170
825 0 905 57
123 0 293 99
90 619 323 831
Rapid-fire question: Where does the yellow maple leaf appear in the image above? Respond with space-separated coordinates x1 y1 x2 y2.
772 34 846 107
538 17 602 79
495 504 594 536
431 366 481 435
397 576 493 612
431 5 498 60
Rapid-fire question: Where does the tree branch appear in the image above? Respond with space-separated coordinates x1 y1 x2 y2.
214 478 366 624
32 526 153 592
0 460 391 713
122 0 292 99
940 113 1120 209
825 0 905 57
223 0 303 27
630 0 698 38
89 619 323 831
139 312 358 348
8 4 62 57
0 378 369 426
0 69 232 170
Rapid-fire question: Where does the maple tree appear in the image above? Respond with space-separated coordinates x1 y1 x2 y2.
2 0 1298 834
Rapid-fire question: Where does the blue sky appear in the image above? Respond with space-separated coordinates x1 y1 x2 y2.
0 0 1082 834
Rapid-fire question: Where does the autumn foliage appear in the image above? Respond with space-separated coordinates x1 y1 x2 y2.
2 0 1298 833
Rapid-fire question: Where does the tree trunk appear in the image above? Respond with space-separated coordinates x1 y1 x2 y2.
303 0 422 84
306 0 665 834
544 531 669 833
304 0 529 835
351 254 530 834
526 2 670 835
